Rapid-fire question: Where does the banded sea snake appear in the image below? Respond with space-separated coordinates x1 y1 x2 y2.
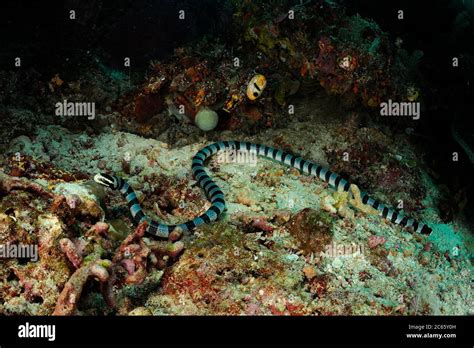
94 141 432 238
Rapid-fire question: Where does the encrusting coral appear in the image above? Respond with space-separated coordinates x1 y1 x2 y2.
53 258 112 315
0 125 472 315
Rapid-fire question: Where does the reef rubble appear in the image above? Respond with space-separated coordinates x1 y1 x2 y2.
0 112 472 315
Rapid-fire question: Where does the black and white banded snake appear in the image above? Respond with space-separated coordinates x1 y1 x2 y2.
94 141 432 238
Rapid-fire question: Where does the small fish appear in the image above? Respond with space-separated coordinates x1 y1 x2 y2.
246 74 267 101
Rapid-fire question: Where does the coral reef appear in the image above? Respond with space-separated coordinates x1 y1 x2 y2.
0 0 472 318
325 119 427 215
1 102 471 316
53 258 112 316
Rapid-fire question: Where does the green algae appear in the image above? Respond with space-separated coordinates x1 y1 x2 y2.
287 209 335 255
121 270 164 300
193 221 246 250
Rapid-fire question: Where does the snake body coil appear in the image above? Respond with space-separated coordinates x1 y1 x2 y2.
94 141 432 238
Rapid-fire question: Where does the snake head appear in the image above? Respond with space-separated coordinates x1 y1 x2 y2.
94 173 119 189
